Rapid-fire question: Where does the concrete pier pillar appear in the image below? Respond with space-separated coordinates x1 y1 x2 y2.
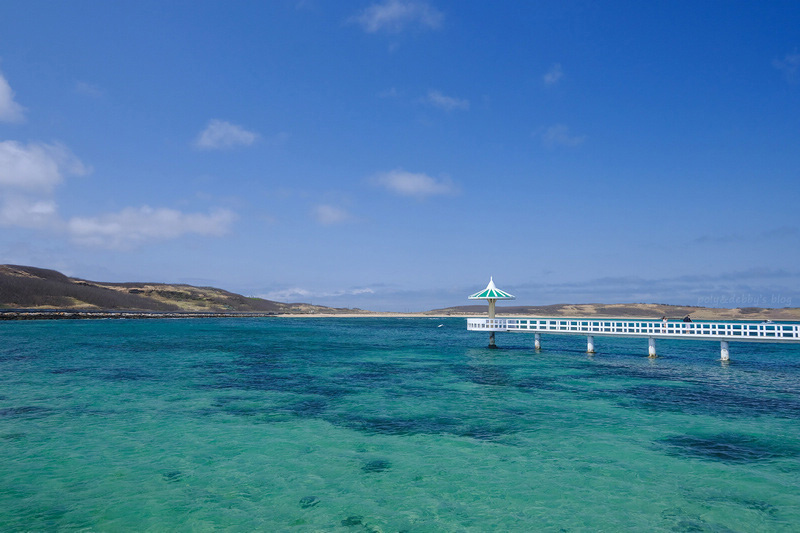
648 337 657 358
720 340 729 361
534 333 541 350
587 335 595 354
489 331 497 349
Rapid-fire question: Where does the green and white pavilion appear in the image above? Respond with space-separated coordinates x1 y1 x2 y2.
469 277 515 348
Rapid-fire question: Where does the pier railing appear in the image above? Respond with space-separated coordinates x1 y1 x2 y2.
466 317 800 342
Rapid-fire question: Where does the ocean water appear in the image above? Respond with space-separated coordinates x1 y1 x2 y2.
1 317 799 532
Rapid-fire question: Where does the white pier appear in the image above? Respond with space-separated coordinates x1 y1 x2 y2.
467 317 800 360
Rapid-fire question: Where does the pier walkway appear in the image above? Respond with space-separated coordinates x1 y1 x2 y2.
467 317 800 360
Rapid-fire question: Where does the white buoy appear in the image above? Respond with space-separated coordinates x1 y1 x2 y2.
587 335 595 354
648 337 657 358
534 333 541 350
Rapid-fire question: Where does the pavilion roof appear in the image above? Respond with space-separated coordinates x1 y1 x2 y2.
468 277 515 300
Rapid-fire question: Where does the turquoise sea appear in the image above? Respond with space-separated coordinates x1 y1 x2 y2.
2 317 800 532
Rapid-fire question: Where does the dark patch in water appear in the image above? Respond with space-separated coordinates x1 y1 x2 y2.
345 361 445 389
706 495 777 516
660 510 708 532
335 414 519 442
26 505 75 529
0 349 37 363
1 432 26 441
452 363 515 387
362 459 391 473
201 393 329 420
105 368 154 381
659 433 800 463
198 354 449 404
51 367 82 374
584 362 684 383
623 384 800 419
299 495 320 508
206 369 353 399
338 415 459 436
0 406 53 419
459 424 516 441
515 376 559 391
341 515 363 526
162 470 184 482
220 405 261 417
283 397 328 417
348 361 402 377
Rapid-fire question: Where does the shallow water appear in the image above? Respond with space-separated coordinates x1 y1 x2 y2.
1 317 799 531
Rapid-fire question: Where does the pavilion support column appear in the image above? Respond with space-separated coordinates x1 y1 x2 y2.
534 333 541 351
487 298 497 348
648 337 657 358
720 341 730 362
587 335 595 354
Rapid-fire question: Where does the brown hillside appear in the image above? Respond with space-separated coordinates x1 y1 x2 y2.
0 265 330 314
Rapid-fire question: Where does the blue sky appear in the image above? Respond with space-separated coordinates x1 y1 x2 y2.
1 1 799 311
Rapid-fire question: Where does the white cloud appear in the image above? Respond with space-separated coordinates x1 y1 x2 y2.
540 124 586 148
260 286 374 302
374 169 456 199
0 71 25 123
379 87 400 98
67 206 236 249
0 195 58 228
353 0 443 33
195 119 258 150
74 81 104 98
543 63 563 85
423 90 469 111
0 138 232 249
0 141 88 229
313 204 351 225
0 141 89 193
773 52 800 83
263 287 311 301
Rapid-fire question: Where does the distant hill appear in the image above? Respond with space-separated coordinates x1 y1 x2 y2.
0 265 355 314
3 264 799 320
430 303 800 321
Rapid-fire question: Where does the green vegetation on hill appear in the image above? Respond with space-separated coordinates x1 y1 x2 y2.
0 265 341 314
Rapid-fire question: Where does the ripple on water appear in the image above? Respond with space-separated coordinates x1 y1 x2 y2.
452 363 516 387
0 406 54 419
332 412 520 442
622 383 800 419
299 495 320 508
361 459 391 473
658 432 800 463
